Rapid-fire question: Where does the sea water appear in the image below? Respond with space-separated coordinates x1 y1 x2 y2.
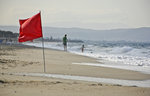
24 41 150 74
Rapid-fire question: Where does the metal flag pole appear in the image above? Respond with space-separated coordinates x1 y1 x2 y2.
40 11 46 72
42 37 46 72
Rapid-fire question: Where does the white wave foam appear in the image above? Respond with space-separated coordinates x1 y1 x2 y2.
73 52 150 67
109 46 133 54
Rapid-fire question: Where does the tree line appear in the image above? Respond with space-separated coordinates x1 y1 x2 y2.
0 30 19 38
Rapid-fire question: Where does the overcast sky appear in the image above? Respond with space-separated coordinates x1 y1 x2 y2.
0 0 150 30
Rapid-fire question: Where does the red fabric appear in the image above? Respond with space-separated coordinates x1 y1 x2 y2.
18 12 43 42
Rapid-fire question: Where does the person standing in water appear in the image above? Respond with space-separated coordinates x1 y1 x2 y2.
63 34 68 51
81 44 85 53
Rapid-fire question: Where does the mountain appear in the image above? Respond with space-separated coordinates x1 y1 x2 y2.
0 25 150 42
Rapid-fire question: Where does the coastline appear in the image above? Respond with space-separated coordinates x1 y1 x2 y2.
0 44 150 96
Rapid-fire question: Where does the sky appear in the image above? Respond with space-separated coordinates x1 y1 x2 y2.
0 0 150 30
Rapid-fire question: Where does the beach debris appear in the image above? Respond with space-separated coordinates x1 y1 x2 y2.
0 80 7 84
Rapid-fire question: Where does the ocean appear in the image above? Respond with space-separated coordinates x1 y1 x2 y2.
24 40 150 74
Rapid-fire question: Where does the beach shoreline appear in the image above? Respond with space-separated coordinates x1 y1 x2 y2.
0 44 150 96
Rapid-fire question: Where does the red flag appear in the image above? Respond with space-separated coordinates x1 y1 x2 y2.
18 12 43 42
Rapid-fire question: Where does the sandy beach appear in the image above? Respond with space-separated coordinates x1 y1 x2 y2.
0 44 150 96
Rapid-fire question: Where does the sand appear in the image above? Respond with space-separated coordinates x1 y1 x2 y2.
0 44 150 96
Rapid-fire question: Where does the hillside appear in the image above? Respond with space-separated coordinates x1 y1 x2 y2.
0 26 150 42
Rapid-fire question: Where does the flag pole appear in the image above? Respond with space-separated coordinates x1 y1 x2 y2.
42 37 46 72
40 11 46 73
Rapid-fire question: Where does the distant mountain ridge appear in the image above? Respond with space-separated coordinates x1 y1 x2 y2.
0 25 150 42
